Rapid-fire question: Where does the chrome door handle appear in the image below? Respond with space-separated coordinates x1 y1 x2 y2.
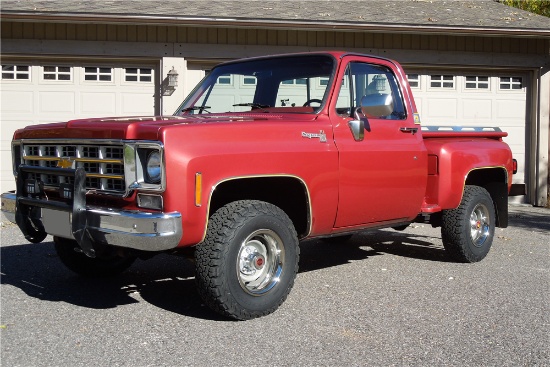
400 127 418 135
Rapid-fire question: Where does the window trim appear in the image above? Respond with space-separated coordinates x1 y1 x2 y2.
124 67 154 83
499 76 523 91
83 66 114 83
429 74 455 89
1 64 31 81
406 74 421 89
42 65 72 82
464 75 490 91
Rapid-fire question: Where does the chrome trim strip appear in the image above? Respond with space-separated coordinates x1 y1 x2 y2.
1 191 182 252
202 174 313 242
19 138 131 145
23 156 124 164
11 141 21 177
124 141 166 196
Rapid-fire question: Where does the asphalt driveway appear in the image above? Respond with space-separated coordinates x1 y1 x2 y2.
1 206 548 366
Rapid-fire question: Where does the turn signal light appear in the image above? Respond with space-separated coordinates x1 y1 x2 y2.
195 172 202 207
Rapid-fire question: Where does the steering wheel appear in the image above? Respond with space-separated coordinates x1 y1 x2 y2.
303 99 323 107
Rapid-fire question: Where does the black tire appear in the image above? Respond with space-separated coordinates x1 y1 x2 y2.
54 237 136 277
195 200 299 320
441 185 496 263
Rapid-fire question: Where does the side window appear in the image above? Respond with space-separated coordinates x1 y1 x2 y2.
336 62 406 120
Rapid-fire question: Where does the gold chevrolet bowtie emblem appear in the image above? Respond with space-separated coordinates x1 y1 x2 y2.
57 157 74 169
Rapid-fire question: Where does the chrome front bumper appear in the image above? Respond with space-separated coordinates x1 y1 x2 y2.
1 191 183 252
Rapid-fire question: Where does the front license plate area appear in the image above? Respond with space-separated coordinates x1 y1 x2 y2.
42 208 73 239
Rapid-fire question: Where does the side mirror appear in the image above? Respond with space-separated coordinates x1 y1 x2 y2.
348 108 365 142
360 94 393 118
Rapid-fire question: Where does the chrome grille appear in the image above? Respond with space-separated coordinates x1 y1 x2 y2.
21 142 126 193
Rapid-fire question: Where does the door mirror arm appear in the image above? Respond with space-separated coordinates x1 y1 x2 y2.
348 107 365 142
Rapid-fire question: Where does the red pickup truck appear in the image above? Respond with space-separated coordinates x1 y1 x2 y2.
1 51 515 320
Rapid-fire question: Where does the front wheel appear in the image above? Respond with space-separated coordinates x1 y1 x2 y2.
195 200 299 320
441 185 496 263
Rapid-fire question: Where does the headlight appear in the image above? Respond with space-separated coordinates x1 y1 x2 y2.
146 151 161 183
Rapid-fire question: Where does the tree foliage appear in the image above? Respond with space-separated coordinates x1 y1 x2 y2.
497 0 550 17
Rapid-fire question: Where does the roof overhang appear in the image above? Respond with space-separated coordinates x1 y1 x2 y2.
2 12 550 38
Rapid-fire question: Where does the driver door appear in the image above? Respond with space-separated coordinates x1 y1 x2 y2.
330 58 427 227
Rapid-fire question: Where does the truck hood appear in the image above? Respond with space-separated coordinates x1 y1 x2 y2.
13 114 317 141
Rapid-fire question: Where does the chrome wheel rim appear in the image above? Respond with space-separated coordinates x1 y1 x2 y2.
470 203 491 247
237 229 285 295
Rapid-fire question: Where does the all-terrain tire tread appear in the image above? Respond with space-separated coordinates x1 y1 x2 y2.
195 200 299 320
441 185 495 263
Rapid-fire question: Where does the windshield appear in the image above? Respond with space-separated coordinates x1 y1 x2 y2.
176 54 336 115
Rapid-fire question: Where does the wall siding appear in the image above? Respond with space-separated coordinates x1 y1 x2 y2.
2 21 548 55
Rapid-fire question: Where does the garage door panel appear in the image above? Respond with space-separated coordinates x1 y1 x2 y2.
413 97 423 115
1 91 33 113
120 93 154 115
426 98 457 119
462 99 492 119
1 149 15 191
0 119 30 150
81 92 117 115
501 126 525 139
495 99 526 119
509 151 526 184
39 91 76 113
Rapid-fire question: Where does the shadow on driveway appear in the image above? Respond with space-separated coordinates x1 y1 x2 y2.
508 207 550 232
0 228 451 321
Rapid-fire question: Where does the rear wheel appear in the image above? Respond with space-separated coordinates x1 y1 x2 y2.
195 200 299 320
441 185 496 263
54 237 136 277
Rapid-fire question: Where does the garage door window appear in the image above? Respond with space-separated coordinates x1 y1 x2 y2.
465 76 489 89
406 74 420 89
215 76 233 85
430 75 454 88
242 76 257 86
43 66 71 81
125 68 153 82
84 67 112 81
2 65 30 80
499 77 523 90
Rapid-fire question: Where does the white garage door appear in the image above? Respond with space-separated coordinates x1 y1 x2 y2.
1 60 157 192
405 70 528 203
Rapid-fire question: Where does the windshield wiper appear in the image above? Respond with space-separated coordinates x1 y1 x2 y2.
181 106 211 113
232 103 271 112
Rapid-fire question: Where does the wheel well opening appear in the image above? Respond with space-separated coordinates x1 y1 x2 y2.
465 168 508 227
209 177 310 237
465 168 506 187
